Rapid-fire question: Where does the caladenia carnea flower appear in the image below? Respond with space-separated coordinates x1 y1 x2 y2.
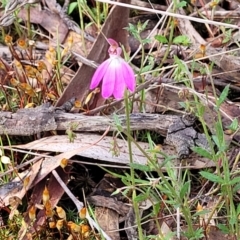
90 39 136 99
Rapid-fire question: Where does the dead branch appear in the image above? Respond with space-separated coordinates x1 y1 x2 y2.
0 105 179 136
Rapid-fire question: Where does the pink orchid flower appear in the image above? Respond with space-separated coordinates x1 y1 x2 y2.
90 38 136 99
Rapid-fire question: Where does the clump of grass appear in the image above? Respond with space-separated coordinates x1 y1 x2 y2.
0 33 76 111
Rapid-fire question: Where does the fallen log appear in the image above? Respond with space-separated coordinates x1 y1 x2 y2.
0 104 179 136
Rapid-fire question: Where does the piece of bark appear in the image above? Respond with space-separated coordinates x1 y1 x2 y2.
95 207 120 240
90 174 125 240
166 115 211 158
15 133 217 168
0 104 57 136
0 110 179 136
87 195 130 216
124 207 138 240
0 106 235 158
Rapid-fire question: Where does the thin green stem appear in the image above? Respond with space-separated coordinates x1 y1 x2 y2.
26 4 32 39
96 0 101 29
77 0 87 55
124 90 144 240
103 3 109 19
124 90 196 237
158 17 175 70
138 39 146 112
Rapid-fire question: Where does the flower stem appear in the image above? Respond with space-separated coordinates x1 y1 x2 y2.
77 0 87 55
124 90 144 240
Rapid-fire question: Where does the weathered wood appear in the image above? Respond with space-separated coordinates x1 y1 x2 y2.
0 104 57 136
0 105 179 136
55 112 179 136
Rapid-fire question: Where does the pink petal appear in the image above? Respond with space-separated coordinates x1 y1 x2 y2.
101 61 116 98
121 60 136 92
112 64 126 99
90 60 110 89
107 38 119 47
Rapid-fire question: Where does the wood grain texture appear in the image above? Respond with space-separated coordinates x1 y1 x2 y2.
0 107 179 136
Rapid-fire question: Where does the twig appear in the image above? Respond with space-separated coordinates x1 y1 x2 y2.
0 154 45 178
52 170 112 240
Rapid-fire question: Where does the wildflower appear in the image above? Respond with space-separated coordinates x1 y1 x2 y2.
90 39 135 99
